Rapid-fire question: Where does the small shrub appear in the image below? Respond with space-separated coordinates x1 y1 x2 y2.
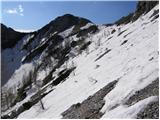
111 29 116 34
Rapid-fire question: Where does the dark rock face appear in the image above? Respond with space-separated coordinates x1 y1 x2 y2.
125 78 159 119
115 13 134 25
52 67 76 86
1 24 26 49
125 78 159 106
22 35 64 63
62 80 118 119
37 14 92 40
76 25 98 37
136 1 158 14
20 14 93 63
115 1 159 25
132 1 159 21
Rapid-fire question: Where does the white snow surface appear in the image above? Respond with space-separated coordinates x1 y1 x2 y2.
58 25 75 38
80 23 94 30
102 96 158 118
17 5 159 119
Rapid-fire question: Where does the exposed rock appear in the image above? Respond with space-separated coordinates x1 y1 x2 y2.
125 78 159 119
79 41 91 51
118 29 127 36
132 1 159 22
36 14 92 40
62 80 118 119
121 40 128 46
104 23 114 27
115 1 159 25
137 101 159 119
125 78 159 106
95 48 111 61
76 25 98 37
115 13 134 25
22 34 63 63
52 67 76 86
111 29 116 34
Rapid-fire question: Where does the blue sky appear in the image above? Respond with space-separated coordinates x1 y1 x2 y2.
1 1 137 31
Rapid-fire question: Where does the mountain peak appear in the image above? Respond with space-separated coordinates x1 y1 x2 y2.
37 14 92 40
57 13 76 18
53 13 91 24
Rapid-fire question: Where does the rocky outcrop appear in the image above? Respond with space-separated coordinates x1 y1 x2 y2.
115 13 134 25
62 80 118 119
21 14 94 63
125 78 159 119
115 1 159 25
35 14 92 40
137 101 159 119
132 1 159 21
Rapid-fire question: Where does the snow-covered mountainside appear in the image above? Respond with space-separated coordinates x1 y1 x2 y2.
1 1 159 119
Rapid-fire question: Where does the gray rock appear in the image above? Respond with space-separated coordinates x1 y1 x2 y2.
125 78 159 106
125 78 159 119
137 101 159 119
62 80 118 119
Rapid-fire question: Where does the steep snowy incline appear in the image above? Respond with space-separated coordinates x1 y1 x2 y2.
17 5 158 118
1 34 34 87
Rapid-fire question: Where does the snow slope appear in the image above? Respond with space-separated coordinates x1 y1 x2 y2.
16 5 159 118
1 34 34 87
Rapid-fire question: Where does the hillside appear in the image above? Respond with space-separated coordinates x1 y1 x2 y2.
1 1 159 119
